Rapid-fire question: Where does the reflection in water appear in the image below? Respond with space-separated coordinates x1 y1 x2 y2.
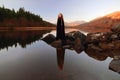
0 30 120 80
0 30 51 50
85 50 108 61
85 49 120 61
54 43 120 74
85 49 120 74
43 34 120 74
56 48 65 70
109 59 120 73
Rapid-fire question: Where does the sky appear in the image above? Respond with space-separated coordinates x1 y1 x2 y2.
0 0 120 23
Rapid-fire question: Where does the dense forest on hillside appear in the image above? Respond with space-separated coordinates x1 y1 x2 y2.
0 6 55 27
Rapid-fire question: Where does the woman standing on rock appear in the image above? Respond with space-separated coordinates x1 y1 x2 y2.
56 13 65 41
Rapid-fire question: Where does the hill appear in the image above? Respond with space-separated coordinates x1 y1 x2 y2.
65 20 86 27
0 6 55 27
78 11 120 33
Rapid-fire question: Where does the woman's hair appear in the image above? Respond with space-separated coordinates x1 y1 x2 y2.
58 13 63 20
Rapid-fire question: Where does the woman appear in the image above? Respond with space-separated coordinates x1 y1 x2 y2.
56 13 65 41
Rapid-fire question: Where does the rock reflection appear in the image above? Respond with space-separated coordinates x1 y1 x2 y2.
0 30 51 50
43 35 120 73
109 59 120 74
85 49 120 61
85 48 120 74
85 50 108 61
56 48 65 70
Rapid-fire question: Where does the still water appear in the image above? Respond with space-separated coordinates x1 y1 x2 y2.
0 30 120 80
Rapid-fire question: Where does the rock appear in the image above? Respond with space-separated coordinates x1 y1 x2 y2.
42 31 120 53
99 40 120 50
85 32 120 50
65 33 75 41
63 45 72 49
86 32 102 44
86 32 111 44
65 39 74 46
73 38 84 53
73 31 86 44
42 34 56 44
73 31 86 38
109 33 119 40
51 40 62 48
114 56 120 60
99 42 114 50
112 40 120 49
109 59 120 74
118 33 120 39
111 24 120 32
87 44 103 51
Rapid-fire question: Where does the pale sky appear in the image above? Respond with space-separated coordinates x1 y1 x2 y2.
0 0 120 23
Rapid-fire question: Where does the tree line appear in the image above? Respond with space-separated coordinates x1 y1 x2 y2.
0 6 54 27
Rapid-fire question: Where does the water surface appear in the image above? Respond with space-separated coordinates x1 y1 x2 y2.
0 30 120 80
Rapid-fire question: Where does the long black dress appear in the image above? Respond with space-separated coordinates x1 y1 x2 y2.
56 17 65 40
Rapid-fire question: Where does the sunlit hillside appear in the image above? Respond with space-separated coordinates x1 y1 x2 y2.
78 11 120 32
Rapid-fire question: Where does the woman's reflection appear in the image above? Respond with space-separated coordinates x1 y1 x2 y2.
56 48 65 70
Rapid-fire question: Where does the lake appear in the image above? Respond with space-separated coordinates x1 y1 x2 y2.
0 29 120 80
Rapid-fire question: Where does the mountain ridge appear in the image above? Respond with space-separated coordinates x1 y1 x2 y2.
78 11 120 33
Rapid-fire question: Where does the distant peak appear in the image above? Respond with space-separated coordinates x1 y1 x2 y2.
65 20 86 27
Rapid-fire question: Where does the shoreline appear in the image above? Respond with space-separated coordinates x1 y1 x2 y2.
0 27 79 31
0 26 102 34
0 27 56 31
